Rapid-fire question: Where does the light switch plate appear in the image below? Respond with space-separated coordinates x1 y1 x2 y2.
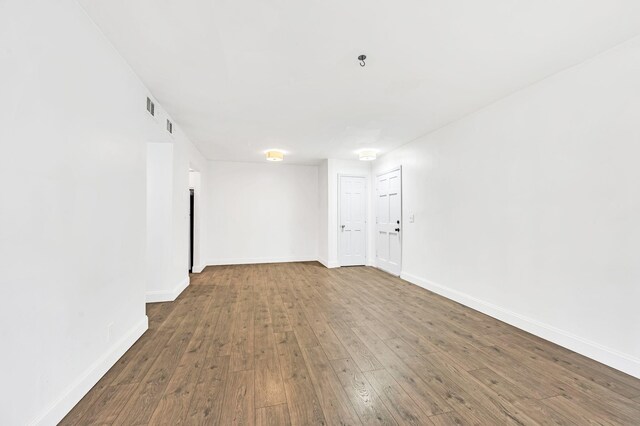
409 214 415 223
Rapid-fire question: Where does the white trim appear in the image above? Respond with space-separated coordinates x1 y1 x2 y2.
146 276 190 303
400 271 640 379
208 256 317 266
191 264 206 273
31 316 149 426
317 256 340 269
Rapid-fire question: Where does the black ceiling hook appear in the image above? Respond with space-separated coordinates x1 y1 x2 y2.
358 54 366 67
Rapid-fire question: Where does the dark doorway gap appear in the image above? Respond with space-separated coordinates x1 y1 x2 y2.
189 188 194 273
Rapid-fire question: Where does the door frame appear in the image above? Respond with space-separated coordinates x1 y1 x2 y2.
189 188 194 273
375 165 402 275
338 173 368 266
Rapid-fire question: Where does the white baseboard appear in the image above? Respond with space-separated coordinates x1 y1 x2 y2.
208 256 318 266
146 276 190 303
400 272 640 379
317 257 340 268
31 316 149 426
192 264 206 273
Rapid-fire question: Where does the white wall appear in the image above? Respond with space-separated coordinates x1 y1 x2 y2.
146 143 177 302
165 127 199 297
317 160 329 266
205 161 318 265
145 113 207 304
143 92 207 304
374 36 640 378
168 125 208 293
0 0 209 423
0 0 150 423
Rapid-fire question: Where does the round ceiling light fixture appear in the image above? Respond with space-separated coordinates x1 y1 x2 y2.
358 150 377 161
265 150 284 162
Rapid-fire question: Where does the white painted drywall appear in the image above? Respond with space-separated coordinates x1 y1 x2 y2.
317 160 329 266
205 161 318 265
0 0 208 423
146 143 176 301
374 36 640 378
144 108 207 304
0 0 154 423
149 120 207 302
142 88 207 304
167 129 192 296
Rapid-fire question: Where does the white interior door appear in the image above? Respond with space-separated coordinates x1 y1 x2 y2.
376 168 402 275
339 175 367 266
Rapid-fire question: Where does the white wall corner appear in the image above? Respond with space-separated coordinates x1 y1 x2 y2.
31 316 149 426
317 256 329 268
400 272 640 379
191 265 206 274
317 257 340 269
146 276 190 303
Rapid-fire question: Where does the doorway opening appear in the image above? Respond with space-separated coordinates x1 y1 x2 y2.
189 188 194 273
188 169 202 273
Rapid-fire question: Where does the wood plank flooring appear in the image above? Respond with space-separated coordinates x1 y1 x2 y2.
61 262 640 425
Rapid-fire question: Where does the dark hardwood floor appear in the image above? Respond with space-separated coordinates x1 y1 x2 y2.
61 262 640 425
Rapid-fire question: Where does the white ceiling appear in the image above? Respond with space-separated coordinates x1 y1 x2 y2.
79 0 640 164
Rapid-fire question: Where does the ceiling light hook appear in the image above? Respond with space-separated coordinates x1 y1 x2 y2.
358 54 366 67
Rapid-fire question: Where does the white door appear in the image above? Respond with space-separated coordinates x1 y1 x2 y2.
376 168 402 275
339 175 367 266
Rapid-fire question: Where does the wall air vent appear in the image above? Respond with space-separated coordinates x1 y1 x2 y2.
146 97 155 116
167 119 173 134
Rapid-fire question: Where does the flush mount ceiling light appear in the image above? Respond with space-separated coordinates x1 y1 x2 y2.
358 150 377 161
265 150 284 162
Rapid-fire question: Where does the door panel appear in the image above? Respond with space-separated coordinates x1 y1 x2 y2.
378 195 389 224
376 168 402 275
377 231 388 262
339 175 367 266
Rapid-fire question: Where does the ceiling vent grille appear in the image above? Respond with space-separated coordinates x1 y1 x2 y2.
146 97 155 116
167 119 173 134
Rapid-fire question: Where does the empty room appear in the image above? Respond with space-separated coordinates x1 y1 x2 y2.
2 0 640 425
